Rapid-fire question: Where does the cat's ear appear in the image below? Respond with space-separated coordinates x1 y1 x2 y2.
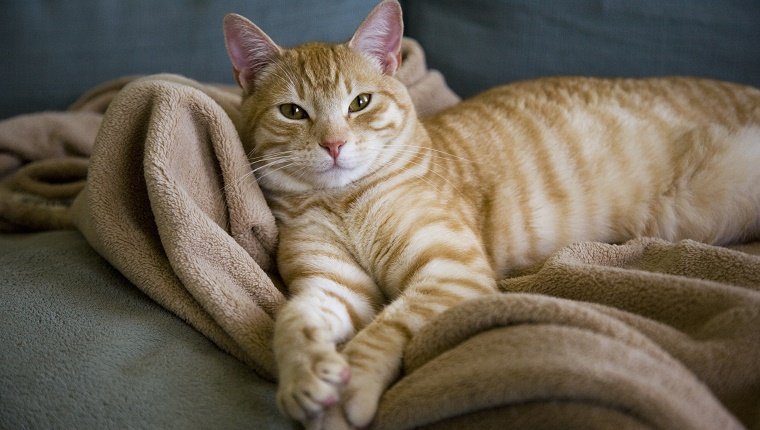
223 13 282 93
349 0 404 75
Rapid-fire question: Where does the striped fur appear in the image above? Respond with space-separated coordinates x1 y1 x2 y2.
225 3 760 428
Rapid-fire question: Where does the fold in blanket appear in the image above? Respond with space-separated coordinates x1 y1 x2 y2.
377 239 760 429
2 37 759 428
0 111 98 231
70 74 284 377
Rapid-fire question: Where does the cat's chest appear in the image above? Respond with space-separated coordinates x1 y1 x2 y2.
272 182 447 276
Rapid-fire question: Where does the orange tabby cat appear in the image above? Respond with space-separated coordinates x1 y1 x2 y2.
223 1 760 428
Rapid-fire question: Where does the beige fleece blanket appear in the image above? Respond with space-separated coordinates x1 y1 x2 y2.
377 238 760 429
2 38 759 429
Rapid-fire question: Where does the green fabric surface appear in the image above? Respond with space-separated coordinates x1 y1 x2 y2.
403 0 760 98
0 0 377 118
0 231 293 430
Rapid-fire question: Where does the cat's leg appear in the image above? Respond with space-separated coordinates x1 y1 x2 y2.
338 239 498 427
651 125 760 244
274 270 381 423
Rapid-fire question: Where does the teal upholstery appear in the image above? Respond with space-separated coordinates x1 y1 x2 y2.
3 1 758 118
0 0 376 118
402 0 760 98
0 231 290 429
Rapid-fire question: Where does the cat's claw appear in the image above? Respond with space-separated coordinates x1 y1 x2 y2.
276 349 350 422
315 355 351 385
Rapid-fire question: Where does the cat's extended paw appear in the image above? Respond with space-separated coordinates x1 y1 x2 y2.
277 349 351 422
341 366 385 428
319 406 355 430
300 406 354 430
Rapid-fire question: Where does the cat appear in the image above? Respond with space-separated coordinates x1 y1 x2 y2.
223 0 760 428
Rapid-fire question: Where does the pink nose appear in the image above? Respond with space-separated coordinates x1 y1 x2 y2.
320 140 345 161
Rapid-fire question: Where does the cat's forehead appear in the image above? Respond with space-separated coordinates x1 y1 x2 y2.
275 42 377 98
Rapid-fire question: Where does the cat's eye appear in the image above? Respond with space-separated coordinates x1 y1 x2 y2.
348 93 372 113
279 103 309 120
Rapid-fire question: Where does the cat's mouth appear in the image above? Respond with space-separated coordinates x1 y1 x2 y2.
315 163 355 178
306 155 375 189
324 160 351 171
315 154 359 173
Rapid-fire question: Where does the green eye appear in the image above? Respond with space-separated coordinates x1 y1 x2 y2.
348 93 372 113
279 103 309 120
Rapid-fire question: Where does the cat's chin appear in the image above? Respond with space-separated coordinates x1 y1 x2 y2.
311 164 371 189
258 164 372 193
304 154 383 191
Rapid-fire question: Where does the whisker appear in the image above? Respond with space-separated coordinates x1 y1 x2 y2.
255 161 302 184
217 156 298 203
250 157 296 175
380 144 473 163
360 147 443 193
363 147 465 196
248 148 298 157
398 158 446 194
373 147 472 174
248 151 299 163
292 165 310 182
406 155 465 197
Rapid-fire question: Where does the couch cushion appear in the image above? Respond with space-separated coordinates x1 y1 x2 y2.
0 231 290 429
0 0 377 118
402 0 760 98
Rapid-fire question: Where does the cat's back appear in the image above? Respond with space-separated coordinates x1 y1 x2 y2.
424 76 760 137
422 76 760 195
419 76 760 273
422 77 759 195
421 76 760 211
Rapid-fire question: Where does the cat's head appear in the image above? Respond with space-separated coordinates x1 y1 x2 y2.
223 0 416 192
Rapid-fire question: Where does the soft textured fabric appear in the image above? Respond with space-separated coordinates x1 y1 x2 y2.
374 238 760 429
0 231 289 430
4 235 759 429
403 0 760 98
71 74 285 378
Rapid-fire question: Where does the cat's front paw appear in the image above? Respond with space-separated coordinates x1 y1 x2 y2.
318 406 355 430
276 348 351 422
341 365 385 428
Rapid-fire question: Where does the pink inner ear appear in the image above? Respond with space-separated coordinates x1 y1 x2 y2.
223 14 281 92
349 0 404 75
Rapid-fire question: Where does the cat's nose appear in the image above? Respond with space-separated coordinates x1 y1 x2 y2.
320 140 345 161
